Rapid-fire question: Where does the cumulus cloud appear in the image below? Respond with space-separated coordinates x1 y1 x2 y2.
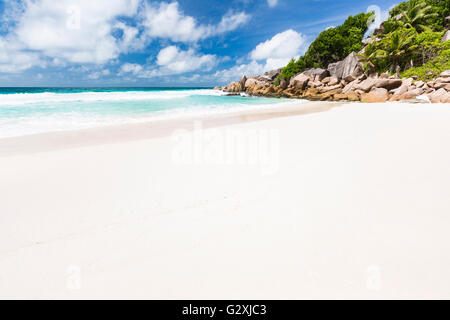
250 29 306 70
0 0 249 75
87 69 111 80
217 11 251 33
114 22 143 53
250 29 305 61
267 0 278 8
156 46 216 73
119 63 143 75
214 29 306 82
120 46 216 78
0 37 42 73
14 0 140 64
141 2 250 42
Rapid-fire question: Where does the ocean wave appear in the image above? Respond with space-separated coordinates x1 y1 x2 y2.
0 89 227 107
0 97 303 138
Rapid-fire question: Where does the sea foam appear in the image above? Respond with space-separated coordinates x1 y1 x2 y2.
0 88 301 138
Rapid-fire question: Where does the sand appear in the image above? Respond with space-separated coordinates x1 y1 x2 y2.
1 101 450 299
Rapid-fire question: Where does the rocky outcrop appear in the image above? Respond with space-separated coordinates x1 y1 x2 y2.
361 88 389 102
394 88 426 101
302 68 329 81
259 68 282 82
279 77 288 89
244 77 259 88
225 82 240 92
441 70 450 77
219 68 450 104
216 14 450 104
238 76 247 91
322 76 339 85
289 73 310 90
375 78 403 90
327 52 364 82
334 91 360 101
429 88 450 103
354 77 378 92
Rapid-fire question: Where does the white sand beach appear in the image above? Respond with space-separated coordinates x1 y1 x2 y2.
1 101 450 299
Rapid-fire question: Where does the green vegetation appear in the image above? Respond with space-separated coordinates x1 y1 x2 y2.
398 0 438 31
278 12 374 80
364 0 449 78
363 28 448 78
377 28 418 73
279 57 306 81
356 42 379 74
402 48 450 80
277 0 449 82
303 12 374 68
389 0 449 32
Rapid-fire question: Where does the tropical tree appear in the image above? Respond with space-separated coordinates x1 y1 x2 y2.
357 42 381 75
377 29 418 73
399 0 438 32
280 58 305 80
301 12 374 69
389 0 449 32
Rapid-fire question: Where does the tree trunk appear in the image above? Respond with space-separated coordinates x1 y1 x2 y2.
396 65 401 77
390 62 396 74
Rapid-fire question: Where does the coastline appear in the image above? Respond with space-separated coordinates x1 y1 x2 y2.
2 101 450 298
0 100 342 156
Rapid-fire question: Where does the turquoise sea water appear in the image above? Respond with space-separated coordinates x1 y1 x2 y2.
0 87 297 138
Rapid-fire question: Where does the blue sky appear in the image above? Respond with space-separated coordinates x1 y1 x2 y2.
0 0 401 87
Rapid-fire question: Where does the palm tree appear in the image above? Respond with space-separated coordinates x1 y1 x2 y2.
377 30 418 73
399 0 438 32
357 42 380 75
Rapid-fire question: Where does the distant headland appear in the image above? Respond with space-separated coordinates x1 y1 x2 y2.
218 0 450 103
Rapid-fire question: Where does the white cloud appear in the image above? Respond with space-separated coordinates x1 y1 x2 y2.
87 69 111 80
0 0 251 75
156 46 216 73
0 0 143 72
250 29 306 70
0 37 42 73
216 11 251 33
120 46 216 78
141 2 250 42
214 29 306 82
14 0 140 64
262 58 290 71
114 22 143 53
250 29 305 61
267 0 278 8
119 63 143 75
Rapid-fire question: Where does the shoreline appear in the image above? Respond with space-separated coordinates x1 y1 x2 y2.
0 100 343 157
